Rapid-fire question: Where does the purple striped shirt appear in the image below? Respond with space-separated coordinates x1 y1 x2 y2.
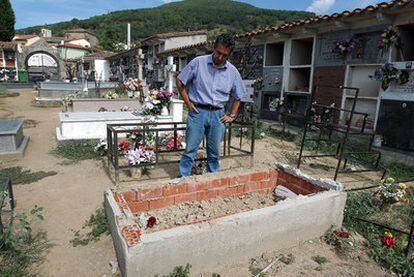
178 54 245 108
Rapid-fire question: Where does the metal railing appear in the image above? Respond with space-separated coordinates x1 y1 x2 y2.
107 121 255 183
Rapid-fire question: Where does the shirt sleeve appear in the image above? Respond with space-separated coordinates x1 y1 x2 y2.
230 71 245 100
178 58 198 86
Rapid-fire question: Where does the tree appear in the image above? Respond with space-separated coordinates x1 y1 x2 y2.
98 25 122 51
0 0 16 41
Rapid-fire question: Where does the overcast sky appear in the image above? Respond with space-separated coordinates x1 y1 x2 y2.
12 0 385 29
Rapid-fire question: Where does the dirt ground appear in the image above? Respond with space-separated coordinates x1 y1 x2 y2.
0 89 387 276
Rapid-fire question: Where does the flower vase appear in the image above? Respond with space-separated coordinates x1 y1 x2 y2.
127 90 134 98
134 90 140 99
161 105 169 116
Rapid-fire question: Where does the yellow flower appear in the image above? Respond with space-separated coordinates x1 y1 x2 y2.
398 183 407 190
386 177 395 183
385 231 393 238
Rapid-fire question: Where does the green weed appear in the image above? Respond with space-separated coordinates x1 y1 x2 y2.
70 207 109 247
312 255 328 265
51 140 103 162
0 206 50 276
0 167 57 185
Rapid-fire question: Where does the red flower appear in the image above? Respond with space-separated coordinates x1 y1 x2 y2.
147 216 157 228
380 232 396 248
334 230 350 238
118 140 130 151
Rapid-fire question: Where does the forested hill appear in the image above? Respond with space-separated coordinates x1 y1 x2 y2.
18 0 314 50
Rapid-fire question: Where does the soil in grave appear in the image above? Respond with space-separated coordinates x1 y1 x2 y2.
141 191 281 232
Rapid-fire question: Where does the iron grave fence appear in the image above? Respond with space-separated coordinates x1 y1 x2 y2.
107 121 255 183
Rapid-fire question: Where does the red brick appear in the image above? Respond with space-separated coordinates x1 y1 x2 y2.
231 174 250 185
150 197 175 210
283 182 309 195
196 181 210 191
114 194 122 203
174 193 197 204
197 190 217 201
276 178 287 186
209 179 222 188
261 179 277 189
136 187 163 200
187 182 197 192
128 201 149 213
220 177 231 186
250 171 269 182
217 186 243 197
245 182 261 192
122 191 137 202
163 183 188 196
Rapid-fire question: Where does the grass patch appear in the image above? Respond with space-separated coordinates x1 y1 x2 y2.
70 207 109 247
0 91 20 98
0 206 50 276
265 127 297 142
0 87 19 98
0 167 57 185
312 255 328 265
344 189 414 275
385 162 414 181
248 265 266 277
51 140 103 163
309 163 333 171
162 264 191 277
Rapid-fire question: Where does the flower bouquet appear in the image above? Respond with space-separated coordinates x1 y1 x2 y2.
332 38 361 59
375 177 408 205
377 26 401 56
125 147 156 165
121 77 142 99
371 63 401 90
159 132 185 150
105 91 119 99
269 97 283 111
141 88 173 116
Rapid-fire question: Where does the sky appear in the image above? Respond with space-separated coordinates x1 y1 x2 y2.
11 0 386 29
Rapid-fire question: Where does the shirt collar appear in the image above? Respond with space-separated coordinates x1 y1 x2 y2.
208 54 227 69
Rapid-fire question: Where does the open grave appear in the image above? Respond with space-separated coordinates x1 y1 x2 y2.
104 163 346 276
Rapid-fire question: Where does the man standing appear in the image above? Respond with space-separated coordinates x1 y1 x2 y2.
176 34 245 177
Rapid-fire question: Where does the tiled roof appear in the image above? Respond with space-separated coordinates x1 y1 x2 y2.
236 0 414 39
0 41 17 50
57 43 90 50
43 36 67 42
84 51 116 59
13 34 38 40
158 42 211 56
140 30 207 43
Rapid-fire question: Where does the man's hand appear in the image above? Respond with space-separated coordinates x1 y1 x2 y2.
220 114 236 123
187 101 199 113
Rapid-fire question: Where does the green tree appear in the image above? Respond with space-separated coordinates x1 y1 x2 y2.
98 25 122 51
0 0 16 41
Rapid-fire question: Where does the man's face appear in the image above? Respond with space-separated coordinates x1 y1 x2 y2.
212 43 231 67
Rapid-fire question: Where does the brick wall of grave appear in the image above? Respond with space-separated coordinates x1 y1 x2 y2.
114 167 328 214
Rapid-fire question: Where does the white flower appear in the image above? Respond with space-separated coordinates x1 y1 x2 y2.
146 103 154 110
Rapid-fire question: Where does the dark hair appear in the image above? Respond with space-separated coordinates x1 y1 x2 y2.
214 34 235 51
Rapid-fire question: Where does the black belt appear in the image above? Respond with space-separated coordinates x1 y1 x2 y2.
194 103 222 111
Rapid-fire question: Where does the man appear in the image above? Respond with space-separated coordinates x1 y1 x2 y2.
176 34 245 177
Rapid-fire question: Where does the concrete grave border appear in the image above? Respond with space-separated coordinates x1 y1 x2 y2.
104 163 346 276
